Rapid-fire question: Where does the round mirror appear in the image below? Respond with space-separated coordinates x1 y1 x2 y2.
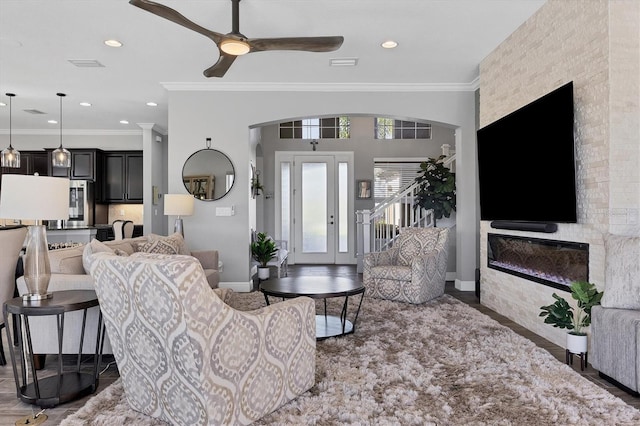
182 149 235 201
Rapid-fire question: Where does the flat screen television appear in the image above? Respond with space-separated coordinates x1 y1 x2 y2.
476 81 577 223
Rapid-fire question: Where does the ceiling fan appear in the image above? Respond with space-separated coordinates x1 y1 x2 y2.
129 0 345 78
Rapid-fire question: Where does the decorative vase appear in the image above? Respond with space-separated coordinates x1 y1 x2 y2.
258 267 270 280
566 333 587 354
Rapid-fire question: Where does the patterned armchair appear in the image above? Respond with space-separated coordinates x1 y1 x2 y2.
87 252 316 425
363 227 449 304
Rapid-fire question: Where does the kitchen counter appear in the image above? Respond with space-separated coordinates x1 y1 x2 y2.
46 223 143 244
47 227 97 245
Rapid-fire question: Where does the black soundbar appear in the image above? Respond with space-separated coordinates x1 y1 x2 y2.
490 221 558 233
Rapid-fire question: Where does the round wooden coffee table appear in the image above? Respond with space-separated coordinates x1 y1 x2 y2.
259 276 365 340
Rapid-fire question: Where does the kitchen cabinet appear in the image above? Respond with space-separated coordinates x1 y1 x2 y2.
1 151 49 176
102 151 143 203
48 149 104 182
0 150 49 191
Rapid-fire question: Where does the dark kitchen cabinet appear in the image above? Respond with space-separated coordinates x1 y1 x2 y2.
48 149 103 182
0 151 50 191
102 151 143 203
1 151 49 176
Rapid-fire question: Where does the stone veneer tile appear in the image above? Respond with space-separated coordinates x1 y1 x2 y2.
479 0 639 346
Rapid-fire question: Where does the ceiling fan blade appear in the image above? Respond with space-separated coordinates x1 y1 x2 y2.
248 36 344 53
129 0 224 44
203 52 238 78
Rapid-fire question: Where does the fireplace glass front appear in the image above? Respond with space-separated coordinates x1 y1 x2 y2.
487 233 589 292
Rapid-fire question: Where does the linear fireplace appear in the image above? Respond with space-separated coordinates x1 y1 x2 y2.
487 233 589 292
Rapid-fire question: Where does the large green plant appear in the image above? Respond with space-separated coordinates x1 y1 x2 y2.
539 281 603 336
414 155 456 222
250 232 278 267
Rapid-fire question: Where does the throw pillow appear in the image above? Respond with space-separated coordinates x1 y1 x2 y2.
82 239 116 274
137 233 188 255
601 234 640 309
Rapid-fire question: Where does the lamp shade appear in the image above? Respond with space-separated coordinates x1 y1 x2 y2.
0 174 69 220
164 194 195 217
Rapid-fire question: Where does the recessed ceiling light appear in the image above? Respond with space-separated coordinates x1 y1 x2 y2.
381 40 398 49
0 102 5 107
120 120 129 124
48 120 58 124
79 102 92 107
104 39 123 48
146 102 158 107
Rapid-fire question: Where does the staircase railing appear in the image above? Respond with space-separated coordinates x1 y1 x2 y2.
356 181 434 272
356 148 456 273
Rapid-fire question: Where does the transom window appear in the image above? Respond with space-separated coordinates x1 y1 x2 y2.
375 118 432 140
280 117 350 139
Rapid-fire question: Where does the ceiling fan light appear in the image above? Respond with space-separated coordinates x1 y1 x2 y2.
220 39 250 56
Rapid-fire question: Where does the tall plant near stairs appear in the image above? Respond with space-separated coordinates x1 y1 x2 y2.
414 155 456 225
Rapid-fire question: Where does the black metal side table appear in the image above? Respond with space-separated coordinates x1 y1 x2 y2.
3 290 105 408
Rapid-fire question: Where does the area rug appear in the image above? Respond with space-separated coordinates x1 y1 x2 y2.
61 292 640 425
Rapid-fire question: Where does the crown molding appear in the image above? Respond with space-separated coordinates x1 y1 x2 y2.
0 129 143 136
162 81 480 92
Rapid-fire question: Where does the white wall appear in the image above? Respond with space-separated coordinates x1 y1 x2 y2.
167 88 478 292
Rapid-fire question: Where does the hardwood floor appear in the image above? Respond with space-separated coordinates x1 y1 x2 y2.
0 264 637 425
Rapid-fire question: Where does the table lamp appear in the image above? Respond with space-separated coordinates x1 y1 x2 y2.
0 174 69 300
164 194 195 236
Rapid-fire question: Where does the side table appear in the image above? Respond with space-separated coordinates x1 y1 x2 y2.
3 290 105 408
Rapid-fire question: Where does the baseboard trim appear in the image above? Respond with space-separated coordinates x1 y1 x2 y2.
598 372 640 397
455 278 475 292
220 281 253 293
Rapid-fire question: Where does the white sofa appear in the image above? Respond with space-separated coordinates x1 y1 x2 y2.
16 233 220 355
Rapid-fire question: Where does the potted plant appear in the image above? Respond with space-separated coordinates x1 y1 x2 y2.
414 155 456 226
539 281 603 354
251 232 278 280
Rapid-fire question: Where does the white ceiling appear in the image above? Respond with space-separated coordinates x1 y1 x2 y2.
0 0 545 133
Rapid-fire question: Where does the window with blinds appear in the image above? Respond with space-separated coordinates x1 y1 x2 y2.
373 161 423 202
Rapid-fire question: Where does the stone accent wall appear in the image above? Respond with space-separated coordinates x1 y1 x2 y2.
478 0 640 348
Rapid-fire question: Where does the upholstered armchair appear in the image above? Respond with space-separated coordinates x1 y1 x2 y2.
88 251 316 425
0 225 27 365
363 227 449 304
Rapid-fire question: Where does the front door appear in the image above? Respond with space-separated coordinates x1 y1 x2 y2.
294 155 336 263
275 151 354 265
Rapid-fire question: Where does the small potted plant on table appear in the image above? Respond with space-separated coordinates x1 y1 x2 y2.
251 232 278 280
539 281 603 369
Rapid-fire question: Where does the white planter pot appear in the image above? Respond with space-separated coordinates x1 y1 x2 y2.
258 267 270 280
566 333 588 354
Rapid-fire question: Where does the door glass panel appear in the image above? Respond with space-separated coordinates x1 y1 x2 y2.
280 162 291 246
338 162 348 252
302 162 327 252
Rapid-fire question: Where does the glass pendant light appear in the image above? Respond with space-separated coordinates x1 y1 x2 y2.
1 93 21 168
51 92 71 168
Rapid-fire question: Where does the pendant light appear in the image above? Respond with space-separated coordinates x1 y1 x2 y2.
1 93 21 168
51 92 71 168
